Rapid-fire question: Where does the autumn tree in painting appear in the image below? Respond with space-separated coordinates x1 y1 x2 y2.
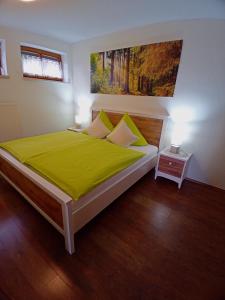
90 40 182 97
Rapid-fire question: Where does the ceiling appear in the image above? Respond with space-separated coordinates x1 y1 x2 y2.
0 0 224 43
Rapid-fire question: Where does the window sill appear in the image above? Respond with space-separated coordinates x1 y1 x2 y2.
0 75 9 79
22 76 70 84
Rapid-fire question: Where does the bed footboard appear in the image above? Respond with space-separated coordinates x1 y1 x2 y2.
0 155 75 254
0 156 63 228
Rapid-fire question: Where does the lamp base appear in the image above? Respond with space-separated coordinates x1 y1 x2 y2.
170 144 180 154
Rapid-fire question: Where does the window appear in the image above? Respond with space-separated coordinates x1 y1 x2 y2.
0 40 7 76
0 42 2 75
21 46 64 81
0 43 3 75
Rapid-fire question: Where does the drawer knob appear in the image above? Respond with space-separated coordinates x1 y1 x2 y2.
169 162 172 166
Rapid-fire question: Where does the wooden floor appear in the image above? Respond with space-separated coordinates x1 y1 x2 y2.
0 171 225 300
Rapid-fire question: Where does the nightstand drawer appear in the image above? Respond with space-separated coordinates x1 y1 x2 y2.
158 155 185 178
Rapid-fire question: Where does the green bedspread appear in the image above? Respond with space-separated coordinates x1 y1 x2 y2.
0 131 81 163
0 131 145 200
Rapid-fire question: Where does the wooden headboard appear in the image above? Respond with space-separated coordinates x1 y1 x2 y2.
92 109 165 148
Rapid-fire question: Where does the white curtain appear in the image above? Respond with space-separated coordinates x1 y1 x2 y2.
22 53 63 79
22 54 42 76
42 57 63 79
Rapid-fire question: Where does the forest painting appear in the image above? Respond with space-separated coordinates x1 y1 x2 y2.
90 40 183 97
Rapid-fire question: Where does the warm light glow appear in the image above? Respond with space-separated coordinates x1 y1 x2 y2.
75 95 92 127
170 106 194 146
170 107 194 123
171 123 188 146
20 0 36 2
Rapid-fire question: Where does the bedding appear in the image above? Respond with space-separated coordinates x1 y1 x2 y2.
86 115 111 138
98 109 114 131
83 110 114 138
0 131 145 200
107 120 138 146
129 144 158 156
114 113 148 146
0 130 81 163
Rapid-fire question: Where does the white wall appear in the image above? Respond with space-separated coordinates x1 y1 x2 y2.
72 19 225 190
0 26 74 140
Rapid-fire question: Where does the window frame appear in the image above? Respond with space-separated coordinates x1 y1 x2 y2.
0 39 8 77
0 43 2 75
21 45 64 82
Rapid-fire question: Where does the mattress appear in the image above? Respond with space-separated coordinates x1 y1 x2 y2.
0 131 152 200
72 143 158 210
0 141 158 209
129 144 158 156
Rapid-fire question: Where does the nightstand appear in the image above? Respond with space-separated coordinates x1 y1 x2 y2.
67 127 83 132
155 147 192 188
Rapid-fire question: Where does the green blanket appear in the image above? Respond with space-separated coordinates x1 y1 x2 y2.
0 131 81 163
0 131 145 200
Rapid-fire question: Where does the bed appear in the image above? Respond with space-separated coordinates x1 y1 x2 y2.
0 109 166 254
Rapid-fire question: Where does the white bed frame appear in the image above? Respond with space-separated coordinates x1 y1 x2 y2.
0 110 167 254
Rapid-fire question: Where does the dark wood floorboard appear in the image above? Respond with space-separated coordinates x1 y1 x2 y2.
0 171 225 300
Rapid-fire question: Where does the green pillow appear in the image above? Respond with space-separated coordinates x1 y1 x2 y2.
82 110 114 134
98 110 114 131
121 113 148 146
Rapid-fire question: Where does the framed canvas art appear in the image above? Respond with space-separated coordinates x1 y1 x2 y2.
91 40 183 97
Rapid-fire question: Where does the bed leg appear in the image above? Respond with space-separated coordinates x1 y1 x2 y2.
62 201 75 255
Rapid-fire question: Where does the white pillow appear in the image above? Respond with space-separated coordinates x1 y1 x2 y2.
107 120 138 147
86 115 111 138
